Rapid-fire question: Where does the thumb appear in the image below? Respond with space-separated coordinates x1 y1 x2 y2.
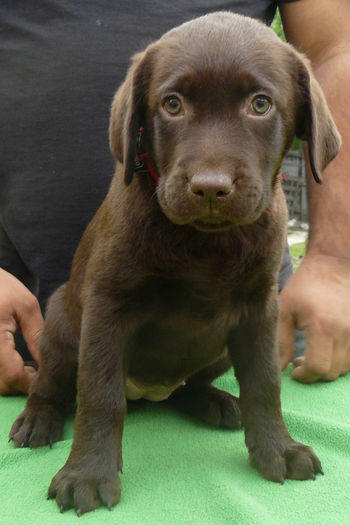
8 365 37 395
16 299 44 363
0 342 37 395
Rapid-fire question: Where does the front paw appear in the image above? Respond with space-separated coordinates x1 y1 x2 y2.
48 463 121 515
250 441 323 483
9 394 64 448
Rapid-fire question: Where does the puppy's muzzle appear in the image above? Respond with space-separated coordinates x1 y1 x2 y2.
188 172 234 202
187 171 237 231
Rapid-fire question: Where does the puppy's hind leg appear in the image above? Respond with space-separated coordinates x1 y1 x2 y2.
9 284 78 448
169 354 242 429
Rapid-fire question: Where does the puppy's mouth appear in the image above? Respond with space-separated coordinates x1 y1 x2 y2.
192 218 234 232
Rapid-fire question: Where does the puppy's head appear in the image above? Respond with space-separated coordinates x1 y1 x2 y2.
110 12 341 231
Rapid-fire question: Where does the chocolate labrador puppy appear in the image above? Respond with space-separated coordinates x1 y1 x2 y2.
10 12 340 515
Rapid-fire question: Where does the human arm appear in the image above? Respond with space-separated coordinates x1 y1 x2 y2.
0 268 43 394
279 0 350 382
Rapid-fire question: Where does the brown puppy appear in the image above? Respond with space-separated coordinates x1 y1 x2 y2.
10 12 340 515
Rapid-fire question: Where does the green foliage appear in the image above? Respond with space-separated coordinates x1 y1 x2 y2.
291 137 302 150
290 242 306 259
271 8 286 41
290 242 306 269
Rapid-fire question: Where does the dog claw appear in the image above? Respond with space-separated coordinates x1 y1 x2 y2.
8 437 13 443
60 505 64 514
48 440 53 449
76 509 81 517
280 479 285 485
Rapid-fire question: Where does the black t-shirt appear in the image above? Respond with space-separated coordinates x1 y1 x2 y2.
0 0 295 309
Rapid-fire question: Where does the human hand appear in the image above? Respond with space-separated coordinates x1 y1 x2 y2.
279 253 350 383
0 268 43 394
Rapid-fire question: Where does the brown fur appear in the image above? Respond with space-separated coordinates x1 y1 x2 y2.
10 12 340 515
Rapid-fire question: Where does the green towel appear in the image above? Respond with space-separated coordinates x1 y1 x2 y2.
1 366 349 525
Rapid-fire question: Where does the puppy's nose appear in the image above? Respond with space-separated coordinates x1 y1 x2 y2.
189 172 233 199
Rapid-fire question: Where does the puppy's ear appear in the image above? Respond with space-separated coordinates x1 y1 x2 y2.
109 48 155 186
294 52 341 183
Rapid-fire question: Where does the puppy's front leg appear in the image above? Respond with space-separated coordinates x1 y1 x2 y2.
228 295 323 483
48 292 127 515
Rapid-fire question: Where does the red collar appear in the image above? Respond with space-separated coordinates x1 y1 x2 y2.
134 127 159 183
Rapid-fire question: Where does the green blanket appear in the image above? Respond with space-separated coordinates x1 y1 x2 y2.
1 366 349 525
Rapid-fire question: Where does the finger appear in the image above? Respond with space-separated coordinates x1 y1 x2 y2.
0 330 35 394
322 339 348 381
0 377 14 395
19 365 37 393
293 356 305 368
16 300 44 362
279 315 296 370
291 329 333 383
0 366 36 395
291 363 322 384
340 347 350 376
0 328 17 372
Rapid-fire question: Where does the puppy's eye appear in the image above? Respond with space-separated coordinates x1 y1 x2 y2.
250 95 272 115
163 96 183 115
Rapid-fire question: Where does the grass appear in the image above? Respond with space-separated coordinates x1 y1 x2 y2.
290 242 306 259
289 242 306 270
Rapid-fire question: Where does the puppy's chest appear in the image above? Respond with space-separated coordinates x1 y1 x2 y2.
130 272 243 324
124 275 242 398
